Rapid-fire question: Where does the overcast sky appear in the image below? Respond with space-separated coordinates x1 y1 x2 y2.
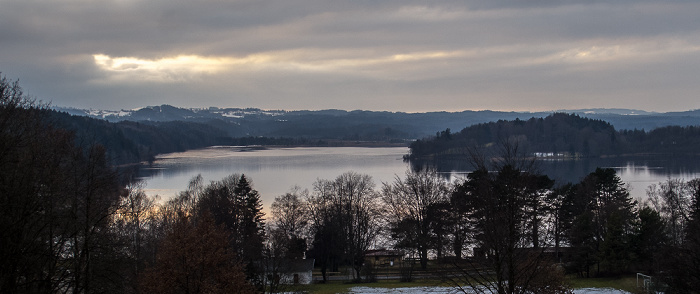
1 0 699 112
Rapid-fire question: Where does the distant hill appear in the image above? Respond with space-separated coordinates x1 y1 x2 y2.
407 113 700 159
51 105 700 165
46 110 233 165
55 105 700 140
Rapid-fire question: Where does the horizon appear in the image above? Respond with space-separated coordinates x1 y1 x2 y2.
52 103 697 115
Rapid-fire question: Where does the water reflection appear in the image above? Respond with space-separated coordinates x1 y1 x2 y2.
411 154 700 201
139 147 700 210
138 147 410 209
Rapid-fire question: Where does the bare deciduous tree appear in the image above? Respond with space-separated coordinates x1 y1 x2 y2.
270 186 309 259
382 167 450 269
307 172 383 282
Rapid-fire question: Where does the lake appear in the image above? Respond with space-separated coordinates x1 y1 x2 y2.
139 146 700 211
138 147 409 210
413 153 700 203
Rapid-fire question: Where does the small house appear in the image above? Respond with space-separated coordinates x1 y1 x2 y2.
365 249 404 267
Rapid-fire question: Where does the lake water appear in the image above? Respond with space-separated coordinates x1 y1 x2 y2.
139 146 700 211
138 147 409 210
414 153 700 204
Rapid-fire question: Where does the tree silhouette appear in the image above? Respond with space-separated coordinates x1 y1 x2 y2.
568 168 637 276
140 214 254 294
307 172 382 281
0 74 123 293
382 168 450 269
449 141 568 294
270 187 309 259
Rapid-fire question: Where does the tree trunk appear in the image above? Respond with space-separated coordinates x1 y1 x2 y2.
420 248 428 269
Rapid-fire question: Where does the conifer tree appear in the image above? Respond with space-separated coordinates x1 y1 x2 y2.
568 168 637 276
235 174 266 262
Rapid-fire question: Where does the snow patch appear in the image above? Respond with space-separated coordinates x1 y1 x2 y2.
221 112 244 118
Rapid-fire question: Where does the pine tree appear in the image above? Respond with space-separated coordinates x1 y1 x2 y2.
235 174 265 262
568 168 637 276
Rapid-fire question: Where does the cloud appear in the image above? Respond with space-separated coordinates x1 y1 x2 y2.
92 54 246 82
2 0 700 112
90 49 469 84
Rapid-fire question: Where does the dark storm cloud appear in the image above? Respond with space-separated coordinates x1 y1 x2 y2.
1 0 699 111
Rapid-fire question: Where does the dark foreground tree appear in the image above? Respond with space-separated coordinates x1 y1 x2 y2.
632 205 666 275
382 168 450 269
236 174 266 263
307 172 382 282
0 73 123 293
196 174 265 263
270 186 309 259
449 141 569 294
567 168 637 276
140 214 255 294
111 183 160 293
679 179 700 291
188 174 266 289
647 178 700 292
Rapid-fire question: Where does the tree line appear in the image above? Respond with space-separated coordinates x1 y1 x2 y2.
408 113 700 159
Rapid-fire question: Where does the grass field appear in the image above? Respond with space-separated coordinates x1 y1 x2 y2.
567 275 642 293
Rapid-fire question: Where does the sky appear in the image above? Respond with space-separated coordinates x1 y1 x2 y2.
1 0 700 113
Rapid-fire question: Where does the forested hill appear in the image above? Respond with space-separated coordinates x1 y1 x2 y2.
408 113 700 158
58 105 700 139
51 105 700 165
46 110 233 165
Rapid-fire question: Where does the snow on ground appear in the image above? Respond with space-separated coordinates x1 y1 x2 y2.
348 287 453 294
347 286 631 294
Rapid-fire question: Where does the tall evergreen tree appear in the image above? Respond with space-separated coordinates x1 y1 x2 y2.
567 168 637 276
235 174 266 262
195 174 265 261
632 206 666 274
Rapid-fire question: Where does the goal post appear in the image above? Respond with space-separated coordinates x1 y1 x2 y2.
636 273 652 292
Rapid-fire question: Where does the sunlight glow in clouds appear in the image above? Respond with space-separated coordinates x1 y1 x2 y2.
286 50 465 73
93 54 236 82
92 50 465 82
